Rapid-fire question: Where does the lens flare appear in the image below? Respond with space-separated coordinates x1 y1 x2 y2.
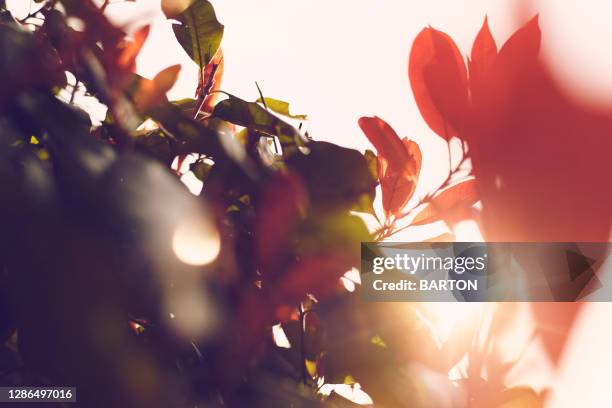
172 218 220 266
417 302 486 342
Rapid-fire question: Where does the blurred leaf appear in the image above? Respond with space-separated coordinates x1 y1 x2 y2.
343 375 357 385
133 129 176 166
305 359 317 378
294 212 371 258
351 149 378 215
496 387 544 408
423 232 455 242
276 251 355 303
370 335 387 348
0 22 65 106
530 303 582 365
257 97 308 120
256 172 307 269
190 159 213 182
286 141 377 212
118 25 150 71
164 0 224 68
133 65 181 112
171 97 197 114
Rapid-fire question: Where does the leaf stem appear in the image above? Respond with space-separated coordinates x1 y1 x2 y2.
299 303 308 385
69 80 80 104
376 142 469 240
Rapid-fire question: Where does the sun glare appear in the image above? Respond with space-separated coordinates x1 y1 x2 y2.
418 302 486 342
172 218 221 266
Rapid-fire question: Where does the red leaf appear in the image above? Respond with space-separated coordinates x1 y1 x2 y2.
411 179 479 226
153 64 181 94
195 48 224 115
469 17 497 97
358 116 406 163
134 64 181 111
358 117 421 218
118 25 150 71
531 303 582 365
402 137 422 178
496 15 541 72
409 27 468 139
275 252 353 304
256 172 307 276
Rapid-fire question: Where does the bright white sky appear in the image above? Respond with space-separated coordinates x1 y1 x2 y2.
8 1 612 405
10 0 612 197
110 0 612 201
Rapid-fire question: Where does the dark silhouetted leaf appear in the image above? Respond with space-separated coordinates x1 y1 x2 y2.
190 159 213 182
285 141 377 212
133 129 176 166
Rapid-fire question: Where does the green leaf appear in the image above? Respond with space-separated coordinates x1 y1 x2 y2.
285 142 377 212
294 211 371 257
370 335 387 348
171 97 197 114
256 97 308 120
133 129 176 166
364 149 377 180
213 94 307 147
351 149 378 214
190 159 213 182
165 0 224 68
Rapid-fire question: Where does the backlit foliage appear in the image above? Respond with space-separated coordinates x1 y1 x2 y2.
0 1 607 407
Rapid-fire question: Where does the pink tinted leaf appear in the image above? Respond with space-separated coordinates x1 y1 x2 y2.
469 17 498 94
409 27 468 139
496 15 541 69
471 17 497 74
531 303 582 365
411 179 479 226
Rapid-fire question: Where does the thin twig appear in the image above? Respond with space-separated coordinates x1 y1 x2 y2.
376 142 469 241
255 81 267 110
100 0 111 12
299 303 308 385
69 80 80 104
